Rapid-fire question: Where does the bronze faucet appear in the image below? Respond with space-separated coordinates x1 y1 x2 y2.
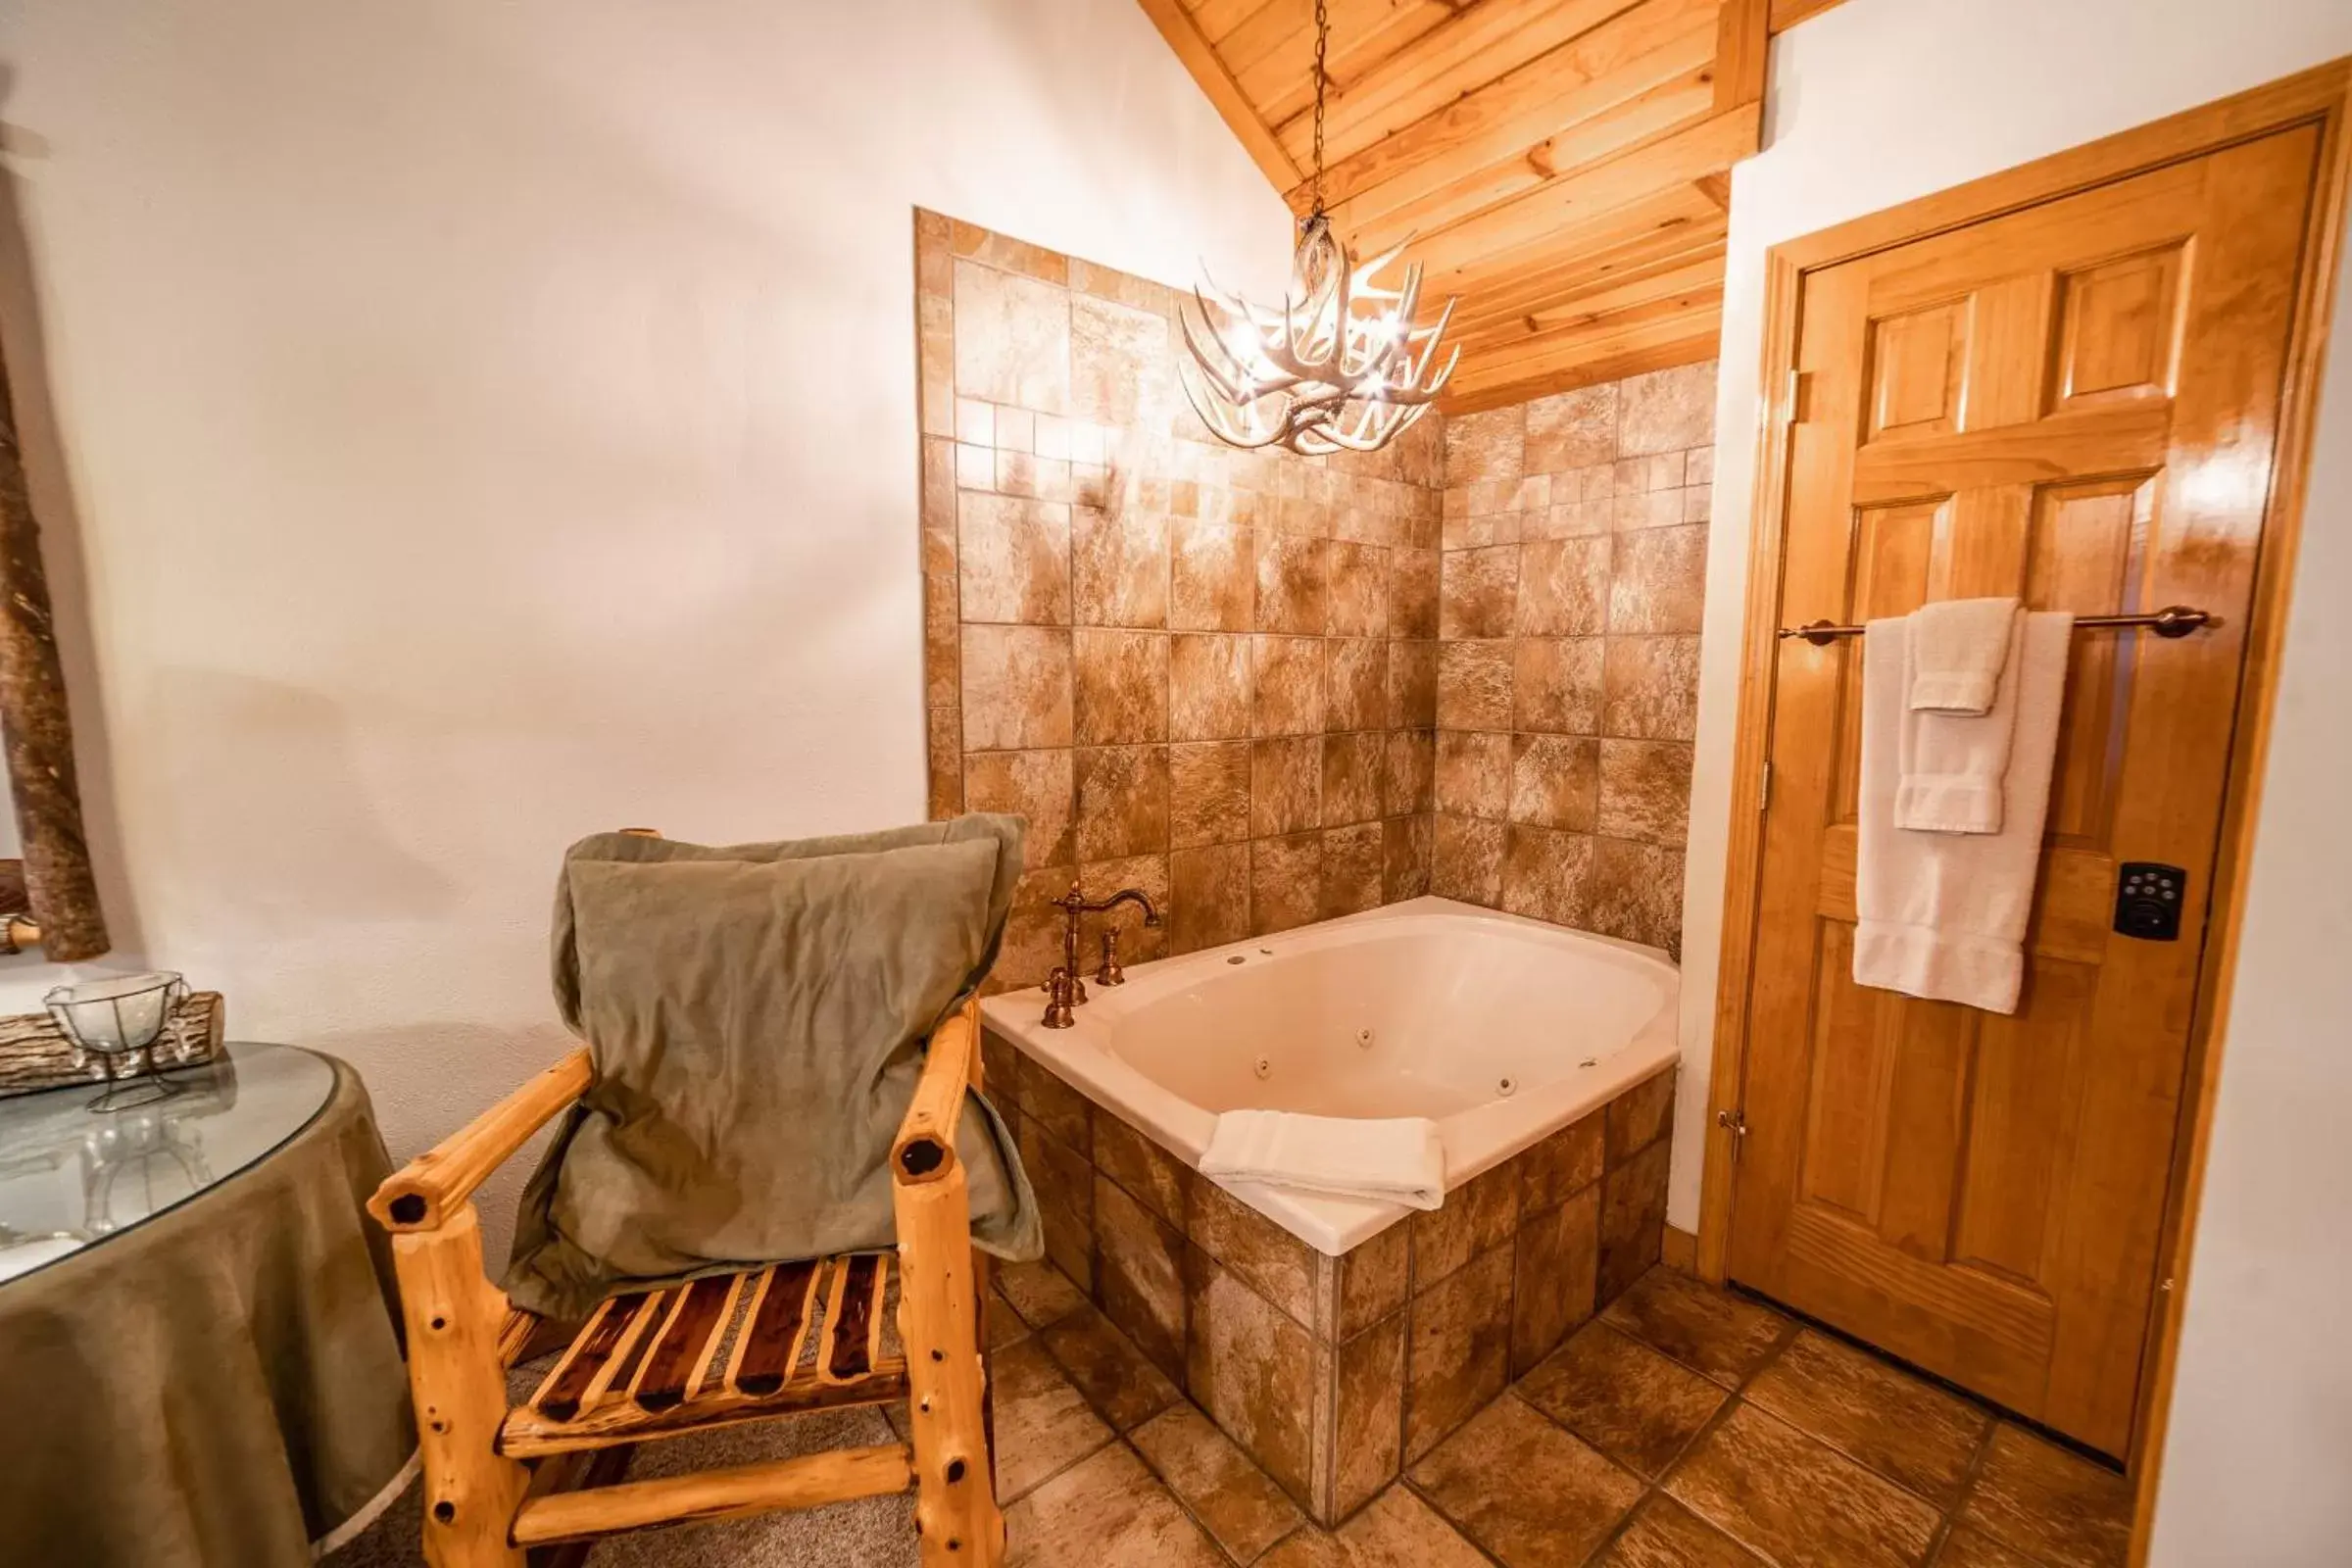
1089 889 1160 987
1041 884 1161 1028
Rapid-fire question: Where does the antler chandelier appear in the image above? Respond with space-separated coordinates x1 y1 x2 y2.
1177 0 1458 457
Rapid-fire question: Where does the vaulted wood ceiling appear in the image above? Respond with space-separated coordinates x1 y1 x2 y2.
1138 0 1842 413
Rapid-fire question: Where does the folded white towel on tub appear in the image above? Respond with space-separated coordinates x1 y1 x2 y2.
1200 1109 1446 1210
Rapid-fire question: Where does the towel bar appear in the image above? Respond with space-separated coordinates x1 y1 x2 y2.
1778 604 2214 647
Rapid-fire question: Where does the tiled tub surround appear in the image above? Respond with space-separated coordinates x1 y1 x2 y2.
1432 363 1718 957
976 902 1680 1526
914 211 1449 987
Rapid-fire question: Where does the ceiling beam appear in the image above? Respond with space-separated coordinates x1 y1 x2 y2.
1303 0 1718 221
1236 0 1455 122
1442 328 1723 412
1135 0 1303 189
1190 0 1281 49
1423 182 1722 300
1381 102 1759 271
1271 0 1643 168
1445 225 1727 332
1769 0 1851 32
1455 287 1725 379
1325 69 1716 244
1452 256 1728 349
1714 0 1770 112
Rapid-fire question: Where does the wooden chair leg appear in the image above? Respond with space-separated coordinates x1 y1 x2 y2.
895 1168 1004 1565
521 1446 634 1568
974 1252 1001 1494
964 1002 1002 1499
393 1205 531 1568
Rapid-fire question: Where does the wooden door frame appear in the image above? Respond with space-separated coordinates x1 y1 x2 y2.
1695 54 2352 1545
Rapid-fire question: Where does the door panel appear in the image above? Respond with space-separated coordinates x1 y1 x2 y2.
1727 125 2321 1457
2051 246 2185 410
1867 300 1971 437
2033 475 2152 848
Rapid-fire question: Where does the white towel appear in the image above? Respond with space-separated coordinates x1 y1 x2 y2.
1908 596 2020 713
1855 611 2073 1013
1894 609 2026 834
1199 1109 1445 1210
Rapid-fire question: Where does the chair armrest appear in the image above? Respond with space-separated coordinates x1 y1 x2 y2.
892 1003 978 1187
369 1047 595 1232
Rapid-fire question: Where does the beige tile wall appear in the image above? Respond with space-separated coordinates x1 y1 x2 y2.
914 211 1446 988
1430 364 1717 956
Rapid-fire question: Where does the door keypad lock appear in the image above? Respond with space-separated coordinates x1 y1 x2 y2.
2114 861 2186 942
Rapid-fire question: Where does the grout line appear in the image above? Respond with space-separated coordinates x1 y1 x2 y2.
1523 1269 1822 1565
1019 1251 1300 1567
999 1420 1121 1510
1734 1308 1806 1392
1919 1432 2002 1567
1733 1285 2129 1560
1929 1418 2018 1567
1752 1295 2003 1427
1396 1473 1512 1568
1245 1523 1304 1567
1117 1420 1252 1568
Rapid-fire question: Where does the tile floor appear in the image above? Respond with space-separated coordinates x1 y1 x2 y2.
981 1255 2135 1568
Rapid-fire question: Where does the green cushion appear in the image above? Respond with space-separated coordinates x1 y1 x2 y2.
504 814 1040 1320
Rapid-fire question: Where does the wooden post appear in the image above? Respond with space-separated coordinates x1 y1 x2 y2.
0 335 105 959
1714 0 1771 114
961 1000 1001 1485
893 1007 1002 1567
895 1171 1001 1565
392 1205 530 1568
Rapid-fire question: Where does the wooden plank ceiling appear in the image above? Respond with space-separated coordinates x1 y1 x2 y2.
1138 0 1834 413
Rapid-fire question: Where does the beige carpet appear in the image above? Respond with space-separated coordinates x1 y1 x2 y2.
326 1363 918 1567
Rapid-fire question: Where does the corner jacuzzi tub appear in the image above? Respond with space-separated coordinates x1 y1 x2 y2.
978 895 1682 1524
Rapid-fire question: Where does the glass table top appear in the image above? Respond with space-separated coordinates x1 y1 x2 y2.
0 1044 334 1285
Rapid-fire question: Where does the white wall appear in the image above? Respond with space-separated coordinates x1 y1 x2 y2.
1675 1 2352 1559
0 0 1294 1260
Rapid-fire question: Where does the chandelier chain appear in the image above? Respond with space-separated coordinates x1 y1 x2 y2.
1310 0 1328 216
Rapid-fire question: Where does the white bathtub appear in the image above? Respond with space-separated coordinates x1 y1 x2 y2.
979 895 1681 1255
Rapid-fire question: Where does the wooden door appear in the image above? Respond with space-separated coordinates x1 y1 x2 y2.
1727 124 2323 1458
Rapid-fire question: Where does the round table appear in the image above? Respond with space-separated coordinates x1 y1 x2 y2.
0 1045 416 1567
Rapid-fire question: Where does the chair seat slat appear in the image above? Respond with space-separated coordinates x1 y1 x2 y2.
630 1274 738 1412
823 1253 887 1384
730 1258 823 1396
575 1289 669 1415
531 1291 645 1422
683 1270 753 1404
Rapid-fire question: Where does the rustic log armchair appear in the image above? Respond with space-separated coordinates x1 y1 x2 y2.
367 996 1003 1567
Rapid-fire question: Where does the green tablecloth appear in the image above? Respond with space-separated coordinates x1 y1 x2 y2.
0 1054 416 1566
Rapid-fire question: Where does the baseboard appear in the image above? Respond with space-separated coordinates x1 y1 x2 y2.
1661 1224 1698 1273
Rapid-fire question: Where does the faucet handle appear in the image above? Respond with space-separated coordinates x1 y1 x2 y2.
1096 928 1126 988
1041 966 1078 1029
